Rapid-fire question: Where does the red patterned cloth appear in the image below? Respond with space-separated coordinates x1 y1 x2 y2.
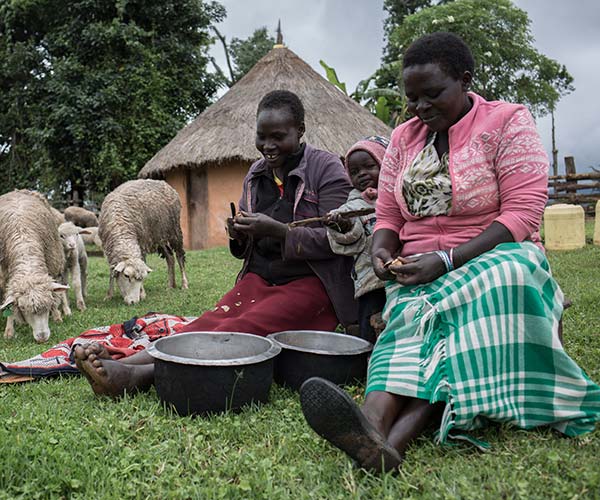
0 313 192 378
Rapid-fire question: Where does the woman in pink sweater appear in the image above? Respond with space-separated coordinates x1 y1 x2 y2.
300 32 600 472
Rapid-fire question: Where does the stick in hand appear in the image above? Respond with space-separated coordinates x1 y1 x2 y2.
288 207 375 228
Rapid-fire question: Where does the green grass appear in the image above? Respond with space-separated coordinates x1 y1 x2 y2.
1 232 600 499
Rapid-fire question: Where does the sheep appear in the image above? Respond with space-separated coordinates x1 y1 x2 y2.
98 179 189 305
79 226 103 248
58 222 88 312
0 190 69 342
64 206 99 228
50 207 65 225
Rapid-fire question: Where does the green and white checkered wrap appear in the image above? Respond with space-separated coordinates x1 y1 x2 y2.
367 242 600 447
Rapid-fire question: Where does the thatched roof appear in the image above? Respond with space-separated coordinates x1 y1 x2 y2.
139 46 392 179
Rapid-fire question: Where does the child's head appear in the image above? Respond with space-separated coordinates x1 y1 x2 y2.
345 136 389 192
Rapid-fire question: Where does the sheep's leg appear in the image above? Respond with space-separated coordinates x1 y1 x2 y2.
106 274 114 300
176 251 189 289
54 297 65 322
81 256 88 299
60 271 71 318
72 260 86 311
140 283 146 300
164 249 176 288
3 315 15 339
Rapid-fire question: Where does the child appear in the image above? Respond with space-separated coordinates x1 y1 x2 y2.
324 136 389 343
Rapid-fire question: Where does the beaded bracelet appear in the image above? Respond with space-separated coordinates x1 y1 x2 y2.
434 250 454 273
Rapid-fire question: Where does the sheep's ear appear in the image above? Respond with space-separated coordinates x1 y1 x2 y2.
114 262 126 274
51 282 69 291
1 296 15 310
79 228 93 235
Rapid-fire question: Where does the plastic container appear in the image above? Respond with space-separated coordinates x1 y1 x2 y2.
543 204 585 250
594 200 600 246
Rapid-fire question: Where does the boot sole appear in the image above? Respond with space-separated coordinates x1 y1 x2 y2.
300 377 402 472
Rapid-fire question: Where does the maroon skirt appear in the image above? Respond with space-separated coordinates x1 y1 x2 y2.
179 272 338 336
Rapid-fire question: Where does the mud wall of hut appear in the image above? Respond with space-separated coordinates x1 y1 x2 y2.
166 162 249 250
206 161 248 248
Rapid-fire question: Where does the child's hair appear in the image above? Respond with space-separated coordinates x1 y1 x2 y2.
344 135 390 171
257 90 305 126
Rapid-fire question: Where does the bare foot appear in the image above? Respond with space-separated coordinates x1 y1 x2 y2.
74 342 110 376
74 342 111 361
74 343 112 395
74 343 148 398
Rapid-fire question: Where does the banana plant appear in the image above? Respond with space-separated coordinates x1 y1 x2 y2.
320 59 409 127
319 60 347 95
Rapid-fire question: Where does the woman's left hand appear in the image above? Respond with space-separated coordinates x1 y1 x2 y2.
233 211 289 240
388 252 447 286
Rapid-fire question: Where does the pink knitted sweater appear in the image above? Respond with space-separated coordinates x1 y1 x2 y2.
375 93 549 256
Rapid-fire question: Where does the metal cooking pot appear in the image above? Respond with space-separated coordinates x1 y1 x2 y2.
147 332 281 416
268 330 373 391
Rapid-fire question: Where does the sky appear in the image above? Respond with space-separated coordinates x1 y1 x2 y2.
209 0 600 173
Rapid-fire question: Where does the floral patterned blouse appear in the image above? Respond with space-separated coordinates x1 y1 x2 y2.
402 132 452 217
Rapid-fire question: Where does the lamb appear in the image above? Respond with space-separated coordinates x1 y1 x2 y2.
58 222 89 312
0 190 69 342
98 179 189 305
64 206 99 228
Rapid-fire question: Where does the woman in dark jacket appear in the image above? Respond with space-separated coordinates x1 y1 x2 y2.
74 90 357 397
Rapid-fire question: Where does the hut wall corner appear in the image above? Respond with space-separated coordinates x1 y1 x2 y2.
165 169 191 249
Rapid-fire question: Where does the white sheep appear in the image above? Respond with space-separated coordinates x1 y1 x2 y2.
50 206 65 225
79 226 103 248
64 206 99 228
98 179 189 305
58 222 88 312
0 190 69 342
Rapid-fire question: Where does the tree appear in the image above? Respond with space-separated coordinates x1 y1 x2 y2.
211 26 275 87
382 0 442 65
386 0 573 117
230 28 275 82
336 1 449 128
0 2 51 190
0 0 224 200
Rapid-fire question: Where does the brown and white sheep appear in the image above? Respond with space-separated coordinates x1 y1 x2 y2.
64 206 99 228
0 190 69 342
98 179 189 305
58 222 88 312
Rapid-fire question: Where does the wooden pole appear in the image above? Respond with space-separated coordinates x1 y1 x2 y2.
551 110 558 177
564 157 576 194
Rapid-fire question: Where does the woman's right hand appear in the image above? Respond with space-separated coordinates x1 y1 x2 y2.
372 247 397 281
372 228 403 281
226 216 245 241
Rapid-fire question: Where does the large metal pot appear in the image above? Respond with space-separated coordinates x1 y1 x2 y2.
268 330 373 391
147 332 281 416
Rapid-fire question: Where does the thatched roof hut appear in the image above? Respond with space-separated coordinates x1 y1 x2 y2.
139 46 391 249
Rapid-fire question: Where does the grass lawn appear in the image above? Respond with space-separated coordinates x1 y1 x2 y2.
1 225 599 499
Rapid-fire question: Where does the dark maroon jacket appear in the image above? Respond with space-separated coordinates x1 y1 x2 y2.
230 144 357 327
